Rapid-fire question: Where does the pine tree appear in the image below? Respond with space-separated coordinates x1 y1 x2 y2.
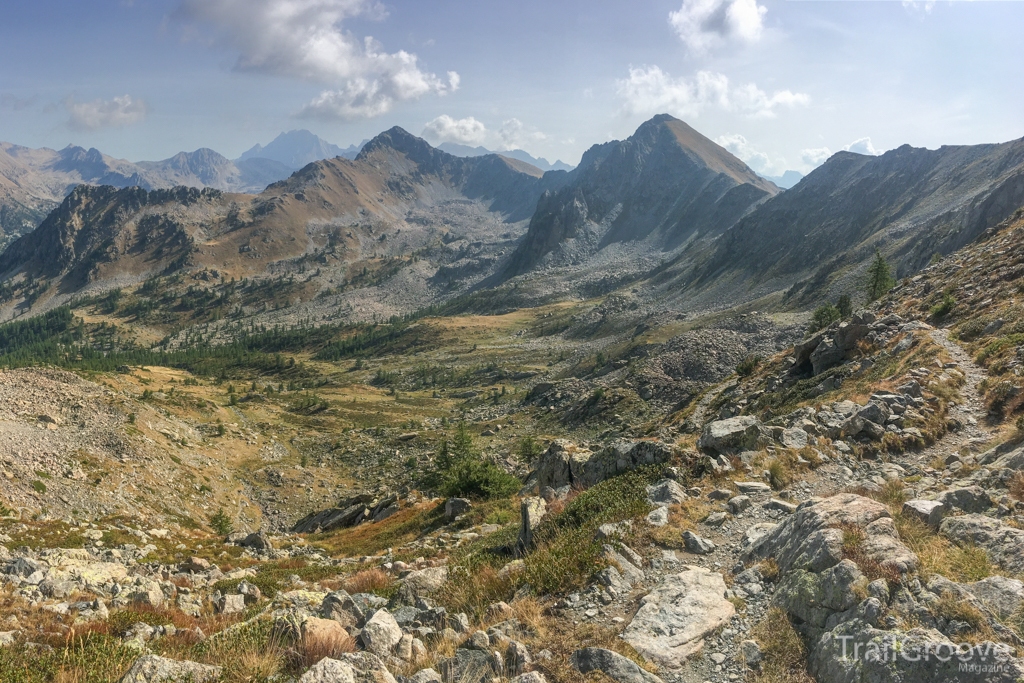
865 250 895 301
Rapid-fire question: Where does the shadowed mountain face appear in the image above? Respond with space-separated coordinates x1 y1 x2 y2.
501 115 779 278
681 138 1024 306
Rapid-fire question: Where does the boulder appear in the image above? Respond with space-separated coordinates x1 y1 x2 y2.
214 593 245 615
698 417 765 454
808 621 1024 683
810 338 845 376
778 427 808 450
621 567 735 669
682 531 715 555
299 653 398 683
571 647 664 683
321 590 364 628
360 609 402 656
302 617 350 646
901 499 945 530
728 496 751 514
511 673 547 683
940 515 1024 574
438 648 499 683
517 497 547 553
966 576 1024 620
409 669 442 683
742 494 902 574
445 498 472 520
393 567 447 605
772 560 866 629
646 479 687 506
118 655 221 683
938 486 992 514
239 531 273 551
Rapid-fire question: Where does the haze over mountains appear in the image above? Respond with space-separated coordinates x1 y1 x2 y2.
2 114 1024 328
437 142 575 173
0 130 367 245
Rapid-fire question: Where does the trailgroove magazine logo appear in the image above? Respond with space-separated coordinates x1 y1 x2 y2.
837 634 1015 673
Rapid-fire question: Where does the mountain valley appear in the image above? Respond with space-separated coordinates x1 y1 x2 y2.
1 116 1024 683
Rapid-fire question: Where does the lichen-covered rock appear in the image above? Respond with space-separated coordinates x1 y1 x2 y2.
698 417 765 454
572 647 664 683
621 566 735 669
940 515 1024 574
118 655 221 683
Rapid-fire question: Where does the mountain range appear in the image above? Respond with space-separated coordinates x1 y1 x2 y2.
437 142 575 173
2 114 1024 326
0 130 368 245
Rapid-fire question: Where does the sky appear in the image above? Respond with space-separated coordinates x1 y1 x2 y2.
1 0 1022 176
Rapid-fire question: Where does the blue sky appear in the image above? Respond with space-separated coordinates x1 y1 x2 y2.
1 0 1022 175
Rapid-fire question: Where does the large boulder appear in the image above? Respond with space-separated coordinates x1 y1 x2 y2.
534 440 673 491
621 567 735 669
118 655 221 683
299 653 398 683
535 440 590 491
940 515 1024 574
572 648 664 683
743 494 912 575
809 621 1024 683
938 486 992 514
698 417 765 455
966 576 1024 620
392 567 448 606
360 609 402 656
772 560 866 630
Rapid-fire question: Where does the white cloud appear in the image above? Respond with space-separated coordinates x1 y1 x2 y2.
177 0 457 121
616 65 808 119
499 118 546 151
714 133 773 174
669 0 767 53
422 115 487 146
64 95 148 131
800 147 831 168
844 137 880 155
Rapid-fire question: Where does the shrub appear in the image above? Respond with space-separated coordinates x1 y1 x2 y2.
736 354 762 377
836 294 853 318
930 292 956 320
810 304 841 332
516 435 544 465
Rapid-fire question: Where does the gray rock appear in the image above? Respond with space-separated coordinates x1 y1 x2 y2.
360 608 402 656
647 479 687 506
438 648 499 683
728 495 751 514
772 560 866 629
239 531 273 551
214 593 244 615
510 673 547 683
603 545 644 586
572 647 664 683
118 655 221 683
779 428 808 450
764 499 798 514
941 514 1024 574
735 481 771 494
743 493 903 574
409 669 443 683
517 497 547 553
938 486 992 514
698 417 765 454
966 576 1024 620
809 621 1024 683
682 531 715 555
739 640 762 668
646 507 669 527
299 653 398 683
507 640 532 677
704 512 729 527
621 567 735 669
445 498 472 520
902 499 946 529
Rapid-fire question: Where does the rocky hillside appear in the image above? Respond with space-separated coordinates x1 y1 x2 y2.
502 115 778 278
675 136 1024 310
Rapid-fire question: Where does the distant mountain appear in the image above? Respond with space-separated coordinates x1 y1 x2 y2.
501 114 779 278
238 130 365 168
0 127 564 314
764 170 803 189
437 142 574 173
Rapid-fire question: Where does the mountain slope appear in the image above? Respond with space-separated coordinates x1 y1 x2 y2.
502 114 778 278
679 138 1024 308
0 127 562 317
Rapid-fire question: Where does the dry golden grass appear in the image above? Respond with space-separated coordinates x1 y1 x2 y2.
342 568 395 595
289 629 357 671
748 607 814 683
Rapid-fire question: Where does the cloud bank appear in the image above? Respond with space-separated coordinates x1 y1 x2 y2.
616 65 808 119
64 95 148 131
422 115 546 152
178 0 458 120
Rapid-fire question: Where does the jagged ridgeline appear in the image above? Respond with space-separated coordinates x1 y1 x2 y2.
2 118 1024 683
